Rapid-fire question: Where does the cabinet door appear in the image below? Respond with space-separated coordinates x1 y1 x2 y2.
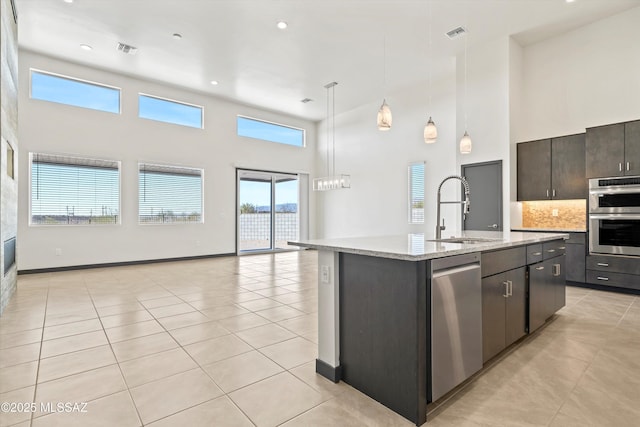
586 123 625 178
482 272 507 363
624 120 640 176
517 139 551 201
565 243 585 283
551 134 587 199
505 267 527 347
528 260 553 333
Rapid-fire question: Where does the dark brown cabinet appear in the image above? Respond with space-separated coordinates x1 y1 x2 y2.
482 267 526 363
517 134 586 201
586 121 640 178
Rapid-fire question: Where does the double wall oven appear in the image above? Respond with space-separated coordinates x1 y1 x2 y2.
589 176 640 256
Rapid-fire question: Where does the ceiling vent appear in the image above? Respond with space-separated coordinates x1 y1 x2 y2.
301 98 313 103
446 26 467 39
116 42 138 55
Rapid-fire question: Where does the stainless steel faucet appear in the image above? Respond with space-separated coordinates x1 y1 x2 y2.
435 175 471 240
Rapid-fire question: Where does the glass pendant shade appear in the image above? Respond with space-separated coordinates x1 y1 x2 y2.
377 99 392 131
459 131 472 154
423 116 437 143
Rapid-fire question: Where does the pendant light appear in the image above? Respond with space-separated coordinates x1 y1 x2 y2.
424 1 437 144
377 36 392 131
459 28 472 154
313 82 351 191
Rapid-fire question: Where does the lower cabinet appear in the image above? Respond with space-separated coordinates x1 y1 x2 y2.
565 233 586 283
529 255 565 333
482 267 526 363
586 254 640 291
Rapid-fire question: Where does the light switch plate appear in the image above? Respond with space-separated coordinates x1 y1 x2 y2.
320 265 330 284
552 209 559 217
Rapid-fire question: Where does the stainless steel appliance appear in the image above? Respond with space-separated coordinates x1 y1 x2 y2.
430 253 482 402
589 177 640 255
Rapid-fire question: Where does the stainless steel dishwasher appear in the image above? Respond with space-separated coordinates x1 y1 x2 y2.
431 252 482 402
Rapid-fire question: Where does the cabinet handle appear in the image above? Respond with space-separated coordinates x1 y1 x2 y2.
553 264 561 277
619 162 623 172
558 246 566 250
508 280 513 297
533 252 542 256
596 276 609 281
546 189 549 198
535 266 545 271
547 249 556 253
627 162 630 171
503 281 509 298
596 263 609 267
552 189 556 198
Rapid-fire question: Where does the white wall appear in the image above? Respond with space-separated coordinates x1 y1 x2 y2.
519 6 640 141
316 64 458 239
456 36 512 232
18 50 317 270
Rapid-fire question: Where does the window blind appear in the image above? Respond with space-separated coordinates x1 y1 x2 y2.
30 153 120 225
139 163 203 224
409 162 425 224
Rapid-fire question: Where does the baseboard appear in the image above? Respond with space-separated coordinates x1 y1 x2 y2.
316 359 342 383
567 281 640 296
18 252 236 275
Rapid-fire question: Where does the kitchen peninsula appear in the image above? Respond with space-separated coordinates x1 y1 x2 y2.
290 230 568 425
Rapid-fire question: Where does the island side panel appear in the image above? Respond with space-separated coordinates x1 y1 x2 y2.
339 252 428 426
316 249 341 380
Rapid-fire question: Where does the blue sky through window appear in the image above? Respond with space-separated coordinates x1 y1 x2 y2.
139 94 203 129
239 179 298 210
237 116 305 147
31 70 120 113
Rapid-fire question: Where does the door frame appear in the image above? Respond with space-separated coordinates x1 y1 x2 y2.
461 160 503 231
235 168 304 255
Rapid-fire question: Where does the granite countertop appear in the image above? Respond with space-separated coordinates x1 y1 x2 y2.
511 227 587 233
289 230 570 261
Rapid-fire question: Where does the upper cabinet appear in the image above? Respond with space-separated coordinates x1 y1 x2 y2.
517 134 586 201
586 121 640 178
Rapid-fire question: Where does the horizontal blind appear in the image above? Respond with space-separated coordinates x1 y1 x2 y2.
409 162 425 224
139 163 203 224
31 153 120 225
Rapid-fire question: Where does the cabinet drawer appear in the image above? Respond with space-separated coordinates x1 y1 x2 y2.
526 244 544 265
566 233 586 245
482 247 526 278
586 270 640 291
543 240 566 260
587 255 640 275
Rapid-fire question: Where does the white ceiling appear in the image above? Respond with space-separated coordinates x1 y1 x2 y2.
15 0 640 121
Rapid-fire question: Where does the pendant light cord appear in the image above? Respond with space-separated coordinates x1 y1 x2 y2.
383 36 387 96
326 86 330 176
464 31 468 129
428 1 432 111
332 83 336 176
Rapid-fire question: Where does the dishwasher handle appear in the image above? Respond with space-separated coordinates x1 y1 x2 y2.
432 262 481 279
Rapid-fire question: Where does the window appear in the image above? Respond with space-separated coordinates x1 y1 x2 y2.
237 116 305 147
30 70 120 114
408 161 425 224
139 163 203 224
30 153 120 225
138 94 203 129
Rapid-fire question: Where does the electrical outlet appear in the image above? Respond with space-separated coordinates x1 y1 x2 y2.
55 248 62 256
320 265 330 284
552 209 559 217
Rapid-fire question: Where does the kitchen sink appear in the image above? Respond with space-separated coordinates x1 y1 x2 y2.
426 237 502 244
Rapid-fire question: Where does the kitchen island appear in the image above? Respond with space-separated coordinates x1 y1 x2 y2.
289 230 568 425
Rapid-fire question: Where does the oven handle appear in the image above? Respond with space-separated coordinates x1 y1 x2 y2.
590 187 640 195
589 214 640 220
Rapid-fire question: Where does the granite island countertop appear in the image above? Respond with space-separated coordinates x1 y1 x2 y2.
289 230 569 261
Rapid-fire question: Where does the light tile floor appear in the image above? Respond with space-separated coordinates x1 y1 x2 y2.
0 250 638 426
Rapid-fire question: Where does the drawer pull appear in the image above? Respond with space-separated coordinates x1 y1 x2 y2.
535 266 545 271
596 276 609 281
596 263 609 267
547 249 556 253
558 246 566 250
532 252 542 256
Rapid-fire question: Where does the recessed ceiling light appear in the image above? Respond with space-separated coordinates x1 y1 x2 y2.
63 0 74 3
80 44 92 51
566 0 576 3
172 33 182 40
210 80 219 85
276 21 288 30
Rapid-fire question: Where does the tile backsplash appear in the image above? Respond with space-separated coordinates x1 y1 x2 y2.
521 200 586 230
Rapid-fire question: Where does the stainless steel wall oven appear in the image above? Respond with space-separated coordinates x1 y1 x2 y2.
589 177 640 256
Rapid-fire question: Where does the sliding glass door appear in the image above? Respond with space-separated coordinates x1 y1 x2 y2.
237 169 300 253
